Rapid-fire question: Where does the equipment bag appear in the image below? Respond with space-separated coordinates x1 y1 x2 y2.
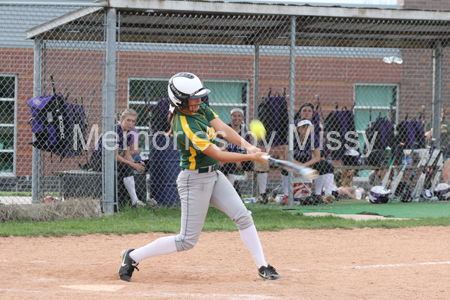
395 119 425 150
259 94 289 147
150 98 171 134
27 94 87 160
324 109 340 158
365 116 394 151
412 119 426 149
324 106 359 160
363 116 394 166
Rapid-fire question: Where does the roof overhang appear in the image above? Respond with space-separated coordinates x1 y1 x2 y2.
103 0 450 21
26 6 104 41
26 0 450 49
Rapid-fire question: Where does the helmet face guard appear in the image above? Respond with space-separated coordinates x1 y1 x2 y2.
368 186 390 204
168 72 210 110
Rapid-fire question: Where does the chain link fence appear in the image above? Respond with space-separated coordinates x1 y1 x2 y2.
1 3 450 218
0 4 105 218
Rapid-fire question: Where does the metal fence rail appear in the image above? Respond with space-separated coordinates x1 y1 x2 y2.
0 2 449 217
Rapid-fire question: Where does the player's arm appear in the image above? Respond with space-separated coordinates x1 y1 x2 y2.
424 121 433 141
122 147 134 163
210 118 259 154
293 147 320 168
128 129 141 155
217 137 228 151
120 147 146 172
203 143 266 164
425 128 433 141
129 139 141 155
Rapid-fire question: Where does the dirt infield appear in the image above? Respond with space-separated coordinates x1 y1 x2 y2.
1 227 450 299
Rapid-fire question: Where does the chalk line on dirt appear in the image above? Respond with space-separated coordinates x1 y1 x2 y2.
341 261 450 269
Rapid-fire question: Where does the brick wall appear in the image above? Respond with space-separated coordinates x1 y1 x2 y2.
1 45 448 176
404 0 450 10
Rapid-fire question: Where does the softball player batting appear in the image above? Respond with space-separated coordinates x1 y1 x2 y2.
119 72 281 281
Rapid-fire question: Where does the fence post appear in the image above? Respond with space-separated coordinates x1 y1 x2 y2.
32 36 43 203
252 40 260 197
103 7 117 215
288 16 296 205
432 40 442 148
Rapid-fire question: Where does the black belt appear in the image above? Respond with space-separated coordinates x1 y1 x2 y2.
182 164 219 173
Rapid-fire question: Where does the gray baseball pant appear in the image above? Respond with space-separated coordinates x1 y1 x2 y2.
174 169 254 252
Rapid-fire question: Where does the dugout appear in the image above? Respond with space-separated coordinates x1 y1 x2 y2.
25 0 450 211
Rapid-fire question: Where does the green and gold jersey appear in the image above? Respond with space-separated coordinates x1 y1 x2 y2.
425 120 450 147
173 102 220 169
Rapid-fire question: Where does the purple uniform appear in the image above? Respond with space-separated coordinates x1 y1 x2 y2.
93 125 132 155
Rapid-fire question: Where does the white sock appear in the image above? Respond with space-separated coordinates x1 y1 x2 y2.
314 175 324 195
281 175 289 196
227 174 236 186
257 172 268 193
129 236 178 263
123 176 139 205
239 225 267 269
323 173 334 195
146 179 151 201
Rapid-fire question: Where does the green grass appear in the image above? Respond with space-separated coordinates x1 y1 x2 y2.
0 191 61 197
1 205 450 237
284 199 450 219
0 191 32 197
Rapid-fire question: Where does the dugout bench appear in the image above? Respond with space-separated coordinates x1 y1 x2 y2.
334 165 418 191
53 169 148 211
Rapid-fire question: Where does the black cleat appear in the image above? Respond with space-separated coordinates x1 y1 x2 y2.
258 264 281 280
257 193 269 204
262 193 268 204
118 248 139 282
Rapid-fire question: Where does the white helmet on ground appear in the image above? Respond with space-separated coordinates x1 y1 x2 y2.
367 186 390 204
434 183 450 201
168 72 210 110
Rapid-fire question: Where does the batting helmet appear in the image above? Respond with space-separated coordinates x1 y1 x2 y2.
367 186 390 204
434 183 450 201
343 149 361 166
168 72 210 110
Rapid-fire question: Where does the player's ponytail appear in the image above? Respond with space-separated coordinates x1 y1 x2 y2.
167 108 177 136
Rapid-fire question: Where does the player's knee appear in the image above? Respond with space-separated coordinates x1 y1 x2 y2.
175 238 198 252
234 212 254 230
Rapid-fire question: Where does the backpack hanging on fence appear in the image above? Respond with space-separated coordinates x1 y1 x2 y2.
413 119 426 149
365 115 394 151
150 98 171 134
324 105 359 160
363 115 395 166
324 107 341 159
27 94 87 161
394 114 425 150
339 107 358 150
258 89 289 147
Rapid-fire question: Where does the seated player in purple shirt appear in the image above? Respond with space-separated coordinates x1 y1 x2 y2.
128 127 142 163
280 118 335 205
220 108 251 184
91 109 146 209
